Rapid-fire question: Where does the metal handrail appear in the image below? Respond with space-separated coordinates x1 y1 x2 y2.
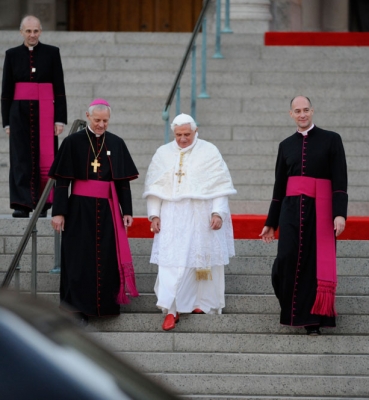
162 0 212 122
1 119 87 290
1 178 54 289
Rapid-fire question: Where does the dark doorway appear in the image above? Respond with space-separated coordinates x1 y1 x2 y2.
68 0 203 32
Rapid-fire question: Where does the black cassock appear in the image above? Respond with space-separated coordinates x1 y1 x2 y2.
49 129 138 317
266 126 348 328
1 42 67 211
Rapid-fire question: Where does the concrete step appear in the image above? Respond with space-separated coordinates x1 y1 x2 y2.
2 252 367 276
87 313 369 335
1 229 368 259
122 352 369 375
180 397 369 400
149 373 369 398
60 94 369 115
121 293 369 315
38 293 369 316
259 45 369 61
59 69 369 89
89 331 369 354
0 31 193 46
59 81 369 104
5 272 369 296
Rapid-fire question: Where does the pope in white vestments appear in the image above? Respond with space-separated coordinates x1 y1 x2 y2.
143 113 236 331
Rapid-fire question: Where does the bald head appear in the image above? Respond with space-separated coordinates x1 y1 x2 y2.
289 96 314 132
20 15 42 30
20 16 42 48
290 95 312 110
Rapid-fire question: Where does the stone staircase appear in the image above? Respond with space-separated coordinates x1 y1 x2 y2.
0 31 369 216
1 28 369 399
0 218 368 399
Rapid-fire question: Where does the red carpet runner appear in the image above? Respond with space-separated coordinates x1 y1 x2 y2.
265 32 369 46
129 216 369 240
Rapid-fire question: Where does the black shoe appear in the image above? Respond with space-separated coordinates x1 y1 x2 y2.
12 209 30 218
306 326 321 336
75 312 89 327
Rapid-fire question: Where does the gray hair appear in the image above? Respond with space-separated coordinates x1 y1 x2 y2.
88 104 111 116
20 15 42 30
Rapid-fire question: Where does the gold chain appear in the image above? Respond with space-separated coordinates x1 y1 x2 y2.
85 127 106 160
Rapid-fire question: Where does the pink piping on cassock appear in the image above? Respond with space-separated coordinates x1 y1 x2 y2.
286 176 337 317
72 179 139 304
14 82 54 203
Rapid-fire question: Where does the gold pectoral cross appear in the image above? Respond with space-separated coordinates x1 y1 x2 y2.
175 169 185 183
91 158 100 173
175 152 185 183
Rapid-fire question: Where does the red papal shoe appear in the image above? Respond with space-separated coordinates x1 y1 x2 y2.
162 313 179 331
192 308 205 314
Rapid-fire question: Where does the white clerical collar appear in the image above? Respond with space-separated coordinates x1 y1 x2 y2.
298 124 315 136
88 126 104 137
174 132 198 153
27 42 39 51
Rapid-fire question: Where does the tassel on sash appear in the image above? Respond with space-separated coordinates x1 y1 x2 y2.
117 262 139 304
311 280 337 317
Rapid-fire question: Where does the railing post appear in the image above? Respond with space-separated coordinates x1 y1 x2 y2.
50 230 61 274
213 0 224 58
15 264 21 292
176 86 181 116
198 13 210 99
165 118 170 143
191 43 197 121
222 0 233 33
31 225 38 297
162 107 170 143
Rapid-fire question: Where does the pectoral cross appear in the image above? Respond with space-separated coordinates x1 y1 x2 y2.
91 158 100 173
175 152 185 183
175 169 185 183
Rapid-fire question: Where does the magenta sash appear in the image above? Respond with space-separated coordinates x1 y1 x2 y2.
14 82 54 203
72 179 139 304
286 176 337 317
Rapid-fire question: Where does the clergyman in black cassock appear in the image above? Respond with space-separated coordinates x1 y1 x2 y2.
260 96 348 335
49 99 139 322
1 15 67 218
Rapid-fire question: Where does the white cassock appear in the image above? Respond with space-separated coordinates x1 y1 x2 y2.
143 134 236 315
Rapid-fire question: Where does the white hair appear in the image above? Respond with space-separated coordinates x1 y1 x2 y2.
170 113 197 132
88 104 111 115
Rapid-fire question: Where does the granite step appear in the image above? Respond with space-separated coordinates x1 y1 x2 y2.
84 313 369 335
148 373 369 398
5 273 369 296
88 331 369 355
122 352 369 376
37 293 369 316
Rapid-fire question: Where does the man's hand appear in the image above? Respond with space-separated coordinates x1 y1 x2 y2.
5 127 10 135
210 214 222 230
259 226 275 243
150 216 161 234
123 215 133 227
54 124 64 136
334 216 345 237
51 215 65 233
